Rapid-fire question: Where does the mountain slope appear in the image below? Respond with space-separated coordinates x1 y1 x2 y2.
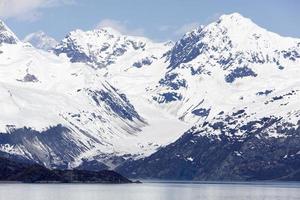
117 13 300 180
0 21 188 169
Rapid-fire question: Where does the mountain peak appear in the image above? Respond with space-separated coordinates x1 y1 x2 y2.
217 13 256 29
168 11 300 71
23 31 58 51
219 12 248 21
0 20 19 44
96 27 122 36
54 26 153 67
64 27 122 42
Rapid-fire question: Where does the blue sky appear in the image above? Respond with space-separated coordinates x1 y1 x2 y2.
1 0 299 42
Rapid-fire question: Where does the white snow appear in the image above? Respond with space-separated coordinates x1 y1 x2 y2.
234 151 242 157
187 157 194 162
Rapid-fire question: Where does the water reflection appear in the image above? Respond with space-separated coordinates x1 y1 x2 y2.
0 182 299 200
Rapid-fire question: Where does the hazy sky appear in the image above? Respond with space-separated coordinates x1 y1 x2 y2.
1 0 299 42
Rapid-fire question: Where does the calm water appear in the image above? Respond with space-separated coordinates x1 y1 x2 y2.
0 182 299 200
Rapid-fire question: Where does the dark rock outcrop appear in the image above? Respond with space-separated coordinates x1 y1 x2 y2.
0 157 132 183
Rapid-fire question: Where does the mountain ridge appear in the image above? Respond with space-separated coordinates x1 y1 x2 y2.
0 13 300 181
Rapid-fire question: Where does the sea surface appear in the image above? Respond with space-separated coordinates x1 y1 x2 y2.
0 181 299 200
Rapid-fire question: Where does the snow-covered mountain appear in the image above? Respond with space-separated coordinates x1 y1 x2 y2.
151 13 300 125
0 21 188 169
117 13 300 180
54 27 171 69
1 13 300 180
23 31 58 51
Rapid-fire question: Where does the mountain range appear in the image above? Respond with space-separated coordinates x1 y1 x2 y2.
0 13 299 181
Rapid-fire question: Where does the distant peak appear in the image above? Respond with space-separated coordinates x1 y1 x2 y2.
218 13 254 26
201 12 263 38
98 27 121 34
23 31 57 51
23 31 48 40
34 31 47 36
66 27 122 39
220 13 245 20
